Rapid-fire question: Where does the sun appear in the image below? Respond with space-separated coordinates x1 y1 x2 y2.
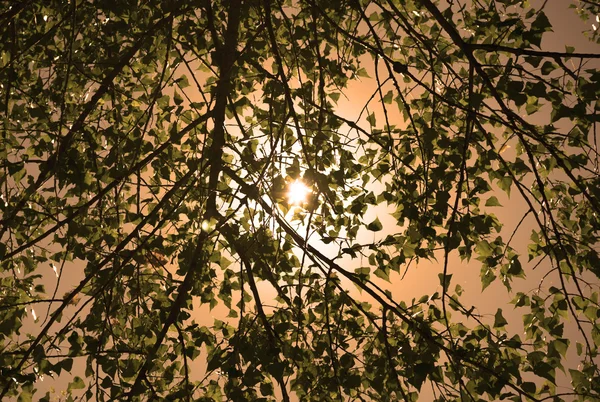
287 180 311 205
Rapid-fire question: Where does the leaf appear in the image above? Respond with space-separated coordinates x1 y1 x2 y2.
494 308 508 328
17 391 32 402
485 196 502 207
531 11 552 33
476 240 493 257
498 176 512 196
157 95 170 109
570 369 588 391
354 267 370 279
541 61 556 75
373 267 390 282
260 382 274 396
382 90 393 104
550 339 569 358
525 95 540 114
344 374 362 388
507 257 523 276
366 112 376 127
521 382 536 394
393 62 408 74
533 362 555 383
410 362 433 390
356 67 370 78
366 217 383 231
68 376 85 391
481 268 496 291
207 350 226 372
176 74 190 88
173 90 183 105
340 353 355 368
438 273 452 292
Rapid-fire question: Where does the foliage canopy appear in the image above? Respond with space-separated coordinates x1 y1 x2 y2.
1 0 600 400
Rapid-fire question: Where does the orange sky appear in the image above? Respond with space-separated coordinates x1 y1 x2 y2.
11 1 600 401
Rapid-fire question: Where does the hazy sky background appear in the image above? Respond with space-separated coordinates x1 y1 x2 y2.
18 1 599 400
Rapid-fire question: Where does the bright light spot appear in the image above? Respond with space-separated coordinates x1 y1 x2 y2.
201 220 210 231
31 308 37 321
43 15 48 21
287 180 310 205
52 263 58 277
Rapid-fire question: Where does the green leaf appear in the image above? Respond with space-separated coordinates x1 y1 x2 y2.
68 376 85 391
173 90 183 105
550 339 569 358
260 382 274 396
207 350 226 372
533 362 555 383
366 217 383 231
438 273 452 292
344 374 362 388
354 267 370 278
382 90 393 104
356 67 370 78
521 382 536 394
507 257 523 276
541 61 556 75
17 391 33 402
340 353 355 368
366 112 376 127
481 268 496 290
531 11 552 33
410 362 433 390
570 369 588 391
485 196 502 207
498 176 512 196
525 96 540 114
374 267 390 282
476 240 493 257
494 308 508 328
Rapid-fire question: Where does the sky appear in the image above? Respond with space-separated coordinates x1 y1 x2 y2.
9 1 600 400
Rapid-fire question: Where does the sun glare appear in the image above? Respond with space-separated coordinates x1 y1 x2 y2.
287 180 310 205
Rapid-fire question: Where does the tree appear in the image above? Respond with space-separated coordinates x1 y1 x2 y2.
1 0 599 400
